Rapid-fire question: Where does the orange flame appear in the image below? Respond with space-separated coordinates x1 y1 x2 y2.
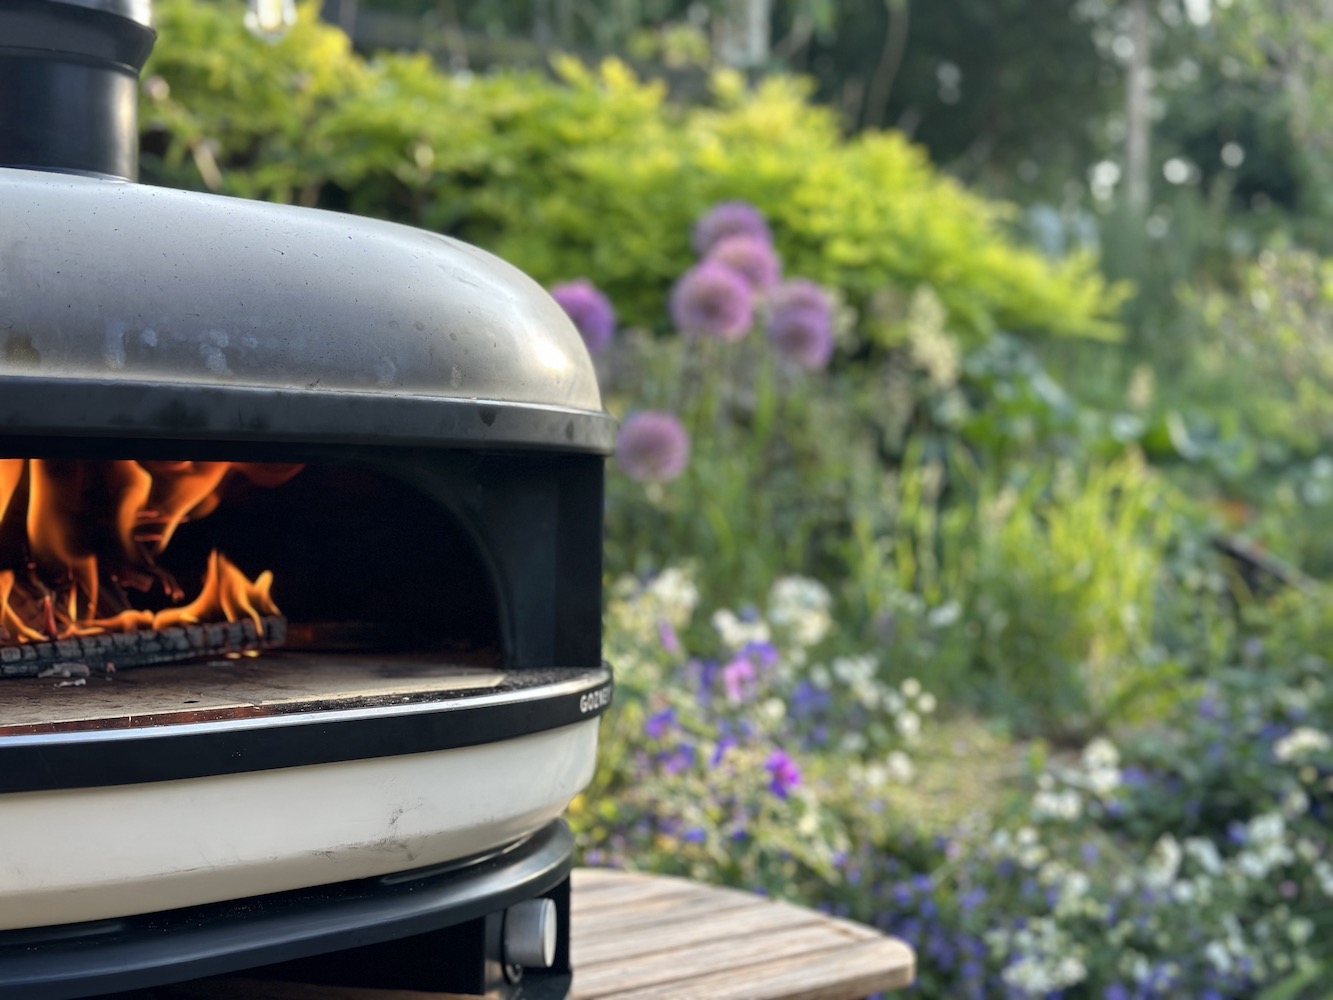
0 460 301 645
0 460 23 526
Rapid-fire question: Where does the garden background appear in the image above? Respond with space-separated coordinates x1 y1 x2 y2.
141 2 1333 996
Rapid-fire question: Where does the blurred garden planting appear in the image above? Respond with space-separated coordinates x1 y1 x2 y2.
143 1 1333 996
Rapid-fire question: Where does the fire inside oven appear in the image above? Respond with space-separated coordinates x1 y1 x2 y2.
0 458 503 721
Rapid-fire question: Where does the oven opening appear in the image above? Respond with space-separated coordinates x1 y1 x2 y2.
0 459 506 734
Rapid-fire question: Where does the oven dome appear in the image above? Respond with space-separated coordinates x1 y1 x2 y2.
0 168 614 453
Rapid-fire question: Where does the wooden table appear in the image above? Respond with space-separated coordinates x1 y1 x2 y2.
567 868 914 999
127 868 915 1000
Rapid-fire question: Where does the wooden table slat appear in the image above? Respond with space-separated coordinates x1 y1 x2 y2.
572 888 758 936
578 937 916 1000
572 896 823 966
566 876 702 912
572 921 874 998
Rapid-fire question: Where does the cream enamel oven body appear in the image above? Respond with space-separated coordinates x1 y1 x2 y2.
0 670 609 932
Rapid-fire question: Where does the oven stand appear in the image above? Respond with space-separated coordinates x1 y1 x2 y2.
0 821 573 1000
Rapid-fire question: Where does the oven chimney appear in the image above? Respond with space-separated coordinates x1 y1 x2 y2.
0 0 156 181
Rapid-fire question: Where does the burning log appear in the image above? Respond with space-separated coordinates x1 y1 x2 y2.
0 615 286 679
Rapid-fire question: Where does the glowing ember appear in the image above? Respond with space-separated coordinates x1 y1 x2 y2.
0 461 301 646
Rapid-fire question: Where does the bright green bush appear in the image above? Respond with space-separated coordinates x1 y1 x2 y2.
141 0 1122 340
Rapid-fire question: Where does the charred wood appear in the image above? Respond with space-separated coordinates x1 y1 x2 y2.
0 616 286 679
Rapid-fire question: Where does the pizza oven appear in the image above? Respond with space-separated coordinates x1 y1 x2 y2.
0 2 614 997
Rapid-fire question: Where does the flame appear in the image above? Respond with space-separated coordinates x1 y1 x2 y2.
154 550 277 633
0 460 301 645
0 460 23 525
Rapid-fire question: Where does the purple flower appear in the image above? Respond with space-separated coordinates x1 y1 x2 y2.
767 280 834 370
765 749 802 799
670 260 755 341
661 742 696 776
692 201 773 255
645 707 677 740
711 737 737 767
742 641 780 670
722 656 757 703
617 411 690 482
707 234 781 293
550 279 616 354
658 620 682 655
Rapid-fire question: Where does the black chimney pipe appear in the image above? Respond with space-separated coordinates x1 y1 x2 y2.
0 0 156 181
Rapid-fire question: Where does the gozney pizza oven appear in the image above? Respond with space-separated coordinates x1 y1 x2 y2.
0 3 615 997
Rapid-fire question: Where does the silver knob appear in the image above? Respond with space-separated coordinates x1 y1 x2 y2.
504 898 557 969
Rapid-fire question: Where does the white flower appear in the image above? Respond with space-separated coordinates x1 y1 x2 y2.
917 692 937 714
840 732 867 754
1204 940 1232 975
926 601 961 628
711 608 771 649
1033 788 1082 822
895 710 921 742
767 575 832 648
647 567 699 620
1313 860 1333 897
1282 787 1309 819
1145 835 1182 888
1184 838 1222 876
886 750 915 783
1274 727 1331 762
901 677 922 698
1290 918 1314 947
1082 738 1120 772
1248 812 1286 845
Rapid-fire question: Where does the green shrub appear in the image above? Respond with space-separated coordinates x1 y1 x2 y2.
870 449 1181 739
142 0 1123 341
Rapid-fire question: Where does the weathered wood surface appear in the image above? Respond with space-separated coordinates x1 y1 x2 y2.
140 868 915 1000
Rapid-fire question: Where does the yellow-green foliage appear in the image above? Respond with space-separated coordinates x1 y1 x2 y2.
143 0 1121 339
891 450 1177 737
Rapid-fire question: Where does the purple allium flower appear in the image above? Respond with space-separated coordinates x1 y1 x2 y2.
616 411 690 482
765 749 802 799
692 201 773 255
767 280 835 370
707 234 782 293
670 260 755 341
550 279 616 354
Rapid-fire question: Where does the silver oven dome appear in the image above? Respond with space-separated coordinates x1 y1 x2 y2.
0 168 614 452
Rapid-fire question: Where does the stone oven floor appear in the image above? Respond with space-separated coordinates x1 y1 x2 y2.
0 653 509 735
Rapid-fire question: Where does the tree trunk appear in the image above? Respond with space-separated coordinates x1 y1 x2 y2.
717 0 772 69
1124 0 1151 214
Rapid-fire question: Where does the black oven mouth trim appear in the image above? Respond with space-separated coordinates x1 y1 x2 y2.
0 665 612 792
0 376 617 455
